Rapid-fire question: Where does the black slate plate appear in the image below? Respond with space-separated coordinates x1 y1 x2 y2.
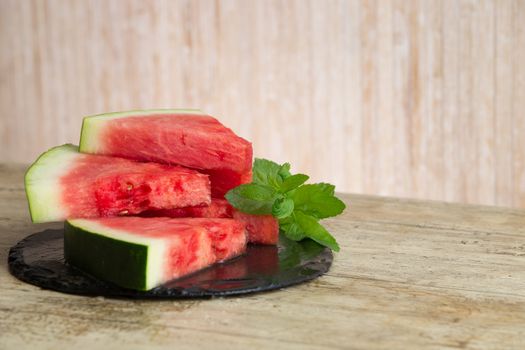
8 229 333 299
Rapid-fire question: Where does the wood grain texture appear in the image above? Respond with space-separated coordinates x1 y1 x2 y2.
1 165 525 349
1 0 525 207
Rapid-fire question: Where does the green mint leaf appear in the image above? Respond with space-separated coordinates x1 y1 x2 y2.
279 216 303 240
278 163 292 179
272 197 294 219
280 222 305 241
225 183 278 215
229 158 346 252
280 174 309 193
291 183 346 219
252 158 283 189
294 211 340 251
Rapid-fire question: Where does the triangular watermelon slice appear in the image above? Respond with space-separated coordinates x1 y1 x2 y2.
25 145 211 223
65 217 246 291
78 109 253 197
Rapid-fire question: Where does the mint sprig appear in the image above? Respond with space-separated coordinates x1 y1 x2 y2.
225 158 346 251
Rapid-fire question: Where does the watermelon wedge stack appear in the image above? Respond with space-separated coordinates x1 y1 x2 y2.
24 109 279 291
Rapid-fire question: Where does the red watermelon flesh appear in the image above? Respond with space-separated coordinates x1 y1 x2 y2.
204 169 253 198
142 198 233 219
232 211 280 245
25 145 210 223
79 110 253 197
143 198 279 245
97 216 246 264
192 218 247 261
120 215 246 261
63 158 211 218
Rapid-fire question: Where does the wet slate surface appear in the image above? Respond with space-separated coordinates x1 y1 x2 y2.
8 229 333 299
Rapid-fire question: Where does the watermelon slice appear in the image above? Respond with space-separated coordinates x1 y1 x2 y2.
65 217 246 291
25 144 210 223
78 109 253 197
232 211 279 245
143 198 279 245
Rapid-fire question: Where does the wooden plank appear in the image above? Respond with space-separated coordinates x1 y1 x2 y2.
391 0 412 199
359 0 380 195
419 0 444 201
442 0 463 204
494 0 515 207
375 0 396 196
513 0 525 207
341 0 363 194
457 0 478 204
471 0 496 205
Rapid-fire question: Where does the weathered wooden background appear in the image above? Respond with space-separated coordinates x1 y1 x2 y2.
1 0 524 207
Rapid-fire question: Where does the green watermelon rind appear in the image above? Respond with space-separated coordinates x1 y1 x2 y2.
24 144 80 223
65 219 166 291
79 109 204 154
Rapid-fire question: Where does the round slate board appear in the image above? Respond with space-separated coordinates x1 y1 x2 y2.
8 229 333 299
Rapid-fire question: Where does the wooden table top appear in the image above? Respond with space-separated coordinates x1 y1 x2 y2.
1 164 524 349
